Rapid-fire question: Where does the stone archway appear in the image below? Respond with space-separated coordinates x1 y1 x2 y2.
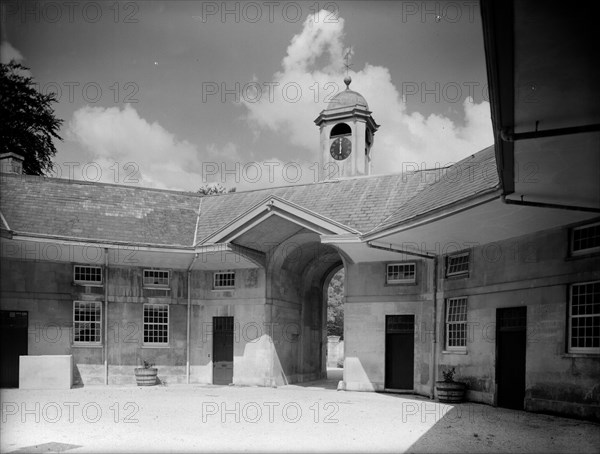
265 231 346 384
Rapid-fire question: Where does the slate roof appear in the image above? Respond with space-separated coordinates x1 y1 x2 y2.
0 176 201 246
367 145 499 235
0 146 498 247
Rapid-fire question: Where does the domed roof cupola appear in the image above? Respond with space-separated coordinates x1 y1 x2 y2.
314 77 379 180
327 76 369 110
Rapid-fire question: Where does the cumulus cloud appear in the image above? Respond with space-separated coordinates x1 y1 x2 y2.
242 10 494 173
66 104 311 192
67 104 244 191
0 41 23 64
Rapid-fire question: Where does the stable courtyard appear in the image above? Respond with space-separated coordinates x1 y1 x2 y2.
1 369 599 453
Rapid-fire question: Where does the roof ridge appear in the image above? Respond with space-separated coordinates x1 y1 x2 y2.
0 172 204 198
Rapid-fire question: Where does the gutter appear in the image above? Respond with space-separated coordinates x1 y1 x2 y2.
501 195 600 213
365 242 439 399
186 253 199 384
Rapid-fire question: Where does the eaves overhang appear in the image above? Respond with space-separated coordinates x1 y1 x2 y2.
197 195 359 246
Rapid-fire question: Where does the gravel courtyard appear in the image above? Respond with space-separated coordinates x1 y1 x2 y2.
1 369 599 453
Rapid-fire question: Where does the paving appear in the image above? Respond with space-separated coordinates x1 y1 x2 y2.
1 369 598 453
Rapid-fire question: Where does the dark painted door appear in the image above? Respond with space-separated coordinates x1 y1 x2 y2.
1 311 28 388
385 315 414 389
213 316 234 385
496 307 527 409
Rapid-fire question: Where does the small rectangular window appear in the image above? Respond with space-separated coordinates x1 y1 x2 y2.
571 222 600 255
214 271 235 289
143 269 170 287
446 253 470 277
74 265 102 284
73 301 102 344
445 297 467 350
386 263 416 284
568 281 600 354
143 303 169 345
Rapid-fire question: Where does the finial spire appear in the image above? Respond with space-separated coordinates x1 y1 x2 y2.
343 49 353 90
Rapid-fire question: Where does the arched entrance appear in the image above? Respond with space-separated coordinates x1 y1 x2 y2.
266 231 346 384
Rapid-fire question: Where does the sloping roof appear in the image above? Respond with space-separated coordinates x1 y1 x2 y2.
192 172 431 244
366 145 499 236
0 175 201 246
0 169 430 247
0 146 498 248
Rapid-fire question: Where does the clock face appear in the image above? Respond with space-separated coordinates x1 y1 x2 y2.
330 137 352 161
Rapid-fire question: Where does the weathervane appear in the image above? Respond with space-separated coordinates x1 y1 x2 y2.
343 49 353 89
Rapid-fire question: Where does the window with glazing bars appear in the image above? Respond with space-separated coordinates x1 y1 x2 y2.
74 265 102 284
386 263 416 284
571 222 600 255
446 253 469 277
143 304 169 345
143 269 169 287
214 271 235 289
73 301 102 344
569 281 600 353
445 297 467 350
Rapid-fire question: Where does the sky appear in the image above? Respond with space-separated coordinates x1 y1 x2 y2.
1 0 493 192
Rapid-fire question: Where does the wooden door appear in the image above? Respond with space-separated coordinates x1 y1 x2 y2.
213 316 234 385
385 315 414 389
496 307 527 409
1 311 28 388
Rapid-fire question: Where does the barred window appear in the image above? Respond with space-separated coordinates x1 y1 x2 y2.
446 253 470 277
143 304 169 345
73 301 102 344
571 222 600 255
214 271 235 289
569 281 600 353
386 263 416 284
143 269 170 287
445 297 467 350
74 265 102 284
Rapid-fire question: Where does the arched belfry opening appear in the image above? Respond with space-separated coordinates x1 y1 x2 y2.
330 122 351 138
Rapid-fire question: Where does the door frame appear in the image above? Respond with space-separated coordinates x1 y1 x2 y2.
383 313 416 392
0 310 29 388
212 316 234 385
494 306 527 409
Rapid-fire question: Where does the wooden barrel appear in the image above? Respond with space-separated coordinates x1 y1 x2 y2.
436 381 466 403
135 368 158 386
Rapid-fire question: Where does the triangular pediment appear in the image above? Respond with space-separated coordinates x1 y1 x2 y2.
197 195 358 249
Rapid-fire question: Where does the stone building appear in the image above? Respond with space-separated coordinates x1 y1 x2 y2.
1 1 599 420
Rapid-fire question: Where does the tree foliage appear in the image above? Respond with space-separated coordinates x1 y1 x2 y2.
197 182 236 195
0 61 63 175
327 268 344 338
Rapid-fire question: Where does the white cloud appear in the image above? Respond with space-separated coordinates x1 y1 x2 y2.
242 10 494 173
66 104 229 191
65 104 313 192
0 41 23 64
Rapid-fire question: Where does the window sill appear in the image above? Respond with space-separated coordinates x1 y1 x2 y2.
72 344 103 348
73 283 103 287
562 352 600 358
565 251 600 260
442 350 468 355
211 288 235 292
141 344 170 349
445 274 470 280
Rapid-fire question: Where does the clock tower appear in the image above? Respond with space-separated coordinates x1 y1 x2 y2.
314 76 379 180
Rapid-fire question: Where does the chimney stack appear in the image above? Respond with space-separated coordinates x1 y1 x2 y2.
0 153 24 174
